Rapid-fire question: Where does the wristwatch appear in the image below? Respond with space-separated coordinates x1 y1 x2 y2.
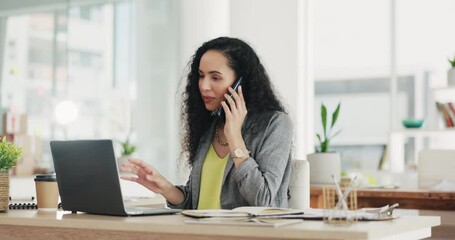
232 148 249 159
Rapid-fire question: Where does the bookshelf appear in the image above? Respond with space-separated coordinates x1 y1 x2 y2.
429 87 455 129
389 87 455 172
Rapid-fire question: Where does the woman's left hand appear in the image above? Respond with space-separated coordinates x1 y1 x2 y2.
221 85 248 145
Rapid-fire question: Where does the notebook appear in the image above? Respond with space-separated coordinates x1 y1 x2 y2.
50 139 181 216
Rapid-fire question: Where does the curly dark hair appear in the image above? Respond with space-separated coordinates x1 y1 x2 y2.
181 37 286 166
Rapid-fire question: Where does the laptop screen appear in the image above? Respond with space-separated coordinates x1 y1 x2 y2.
50 140 127 215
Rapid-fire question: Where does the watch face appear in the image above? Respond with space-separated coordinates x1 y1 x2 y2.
234 148 245 158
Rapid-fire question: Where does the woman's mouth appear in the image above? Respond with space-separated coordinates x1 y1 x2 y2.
202 96 215 103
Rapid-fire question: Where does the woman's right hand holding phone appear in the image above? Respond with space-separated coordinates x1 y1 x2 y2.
221 85 250 168
222 85 247 138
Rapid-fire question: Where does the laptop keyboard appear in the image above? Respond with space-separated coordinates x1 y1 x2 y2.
125 206 180 216
126 209 144 215
125 206 153 215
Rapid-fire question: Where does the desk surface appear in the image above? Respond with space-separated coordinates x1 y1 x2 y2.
0 209 440 240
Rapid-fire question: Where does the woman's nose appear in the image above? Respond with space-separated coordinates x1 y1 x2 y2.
200 78 210 91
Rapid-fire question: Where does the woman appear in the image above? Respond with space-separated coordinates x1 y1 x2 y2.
121 37 293 209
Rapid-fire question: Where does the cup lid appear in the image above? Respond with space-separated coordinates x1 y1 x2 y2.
34 174 57 182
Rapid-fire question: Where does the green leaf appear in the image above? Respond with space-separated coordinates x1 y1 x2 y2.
331 102 341 129
316 134 322 152
316 102 342 153
449 55 455 68
321 139 329 152
321 104 327 138
0 136 23 170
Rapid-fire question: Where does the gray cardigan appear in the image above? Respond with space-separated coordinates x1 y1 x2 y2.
168 111 293 209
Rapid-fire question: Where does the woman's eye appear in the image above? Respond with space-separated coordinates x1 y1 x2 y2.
212 76 220 80
199 75 204 79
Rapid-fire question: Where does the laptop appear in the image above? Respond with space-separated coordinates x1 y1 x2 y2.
50 139 181 216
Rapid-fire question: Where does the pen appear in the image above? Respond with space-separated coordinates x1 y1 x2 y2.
331 174 348 210
334 175 358 210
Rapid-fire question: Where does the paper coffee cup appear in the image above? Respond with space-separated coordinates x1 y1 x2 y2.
34 174 59 209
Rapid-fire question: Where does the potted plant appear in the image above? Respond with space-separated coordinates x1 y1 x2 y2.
117 137 136 168
448 55 455 86
0 136 23 211
120 138 136 157
307 103 341 185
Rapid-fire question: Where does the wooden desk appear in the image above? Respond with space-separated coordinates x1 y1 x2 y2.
311 187 455 210
0 209 440 240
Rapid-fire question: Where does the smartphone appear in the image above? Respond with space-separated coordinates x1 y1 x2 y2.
211 76 243 120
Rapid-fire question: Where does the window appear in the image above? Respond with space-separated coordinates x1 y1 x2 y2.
1 2 134 172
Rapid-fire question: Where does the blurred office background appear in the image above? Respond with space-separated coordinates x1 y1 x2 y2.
1 0 455 188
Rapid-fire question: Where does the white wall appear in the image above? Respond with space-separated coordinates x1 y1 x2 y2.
315 0 455 82
397 0 455 87
180 0 229 69
230 0 314 158
314 0 390 80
